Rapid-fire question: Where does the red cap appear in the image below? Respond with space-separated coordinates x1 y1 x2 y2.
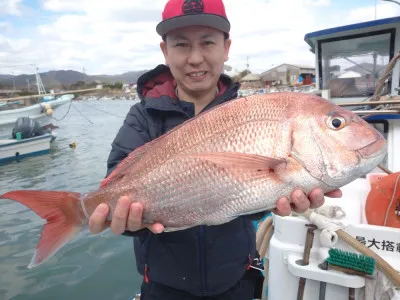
156 0 230 36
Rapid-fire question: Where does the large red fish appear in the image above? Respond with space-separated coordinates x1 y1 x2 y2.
0 92 387 268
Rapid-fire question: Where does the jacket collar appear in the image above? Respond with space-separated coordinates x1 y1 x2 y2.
136 64 240 113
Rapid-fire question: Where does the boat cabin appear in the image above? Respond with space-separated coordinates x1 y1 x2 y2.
304 16 400 172
304 16 400 102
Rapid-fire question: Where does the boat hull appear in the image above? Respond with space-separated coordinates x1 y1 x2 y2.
0 133 55 164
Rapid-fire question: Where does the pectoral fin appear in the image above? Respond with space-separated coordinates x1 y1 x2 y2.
184 152 287 172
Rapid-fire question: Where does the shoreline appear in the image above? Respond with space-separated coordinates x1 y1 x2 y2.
74 88 138 101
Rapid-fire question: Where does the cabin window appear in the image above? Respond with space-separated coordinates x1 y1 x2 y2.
318 29 395 98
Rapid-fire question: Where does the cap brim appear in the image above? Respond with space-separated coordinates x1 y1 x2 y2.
156 14 230 36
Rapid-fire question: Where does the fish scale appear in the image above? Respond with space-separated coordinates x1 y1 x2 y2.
0 92 387 268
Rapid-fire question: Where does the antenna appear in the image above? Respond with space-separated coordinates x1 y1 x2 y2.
246 56 250 70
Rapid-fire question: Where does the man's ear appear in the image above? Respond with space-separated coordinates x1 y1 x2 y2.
224 38 231 62
160 40 169 65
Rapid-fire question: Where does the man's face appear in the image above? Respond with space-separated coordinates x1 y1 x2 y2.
160 26 231 95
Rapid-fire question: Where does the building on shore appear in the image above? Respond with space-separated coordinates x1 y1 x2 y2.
239 73 264 89
260 63 316 87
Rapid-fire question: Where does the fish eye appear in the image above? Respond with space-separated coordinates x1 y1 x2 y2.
327 116 346 130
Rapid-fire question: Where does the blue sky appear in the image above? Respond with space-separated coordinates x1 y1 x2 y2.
0 0 399 75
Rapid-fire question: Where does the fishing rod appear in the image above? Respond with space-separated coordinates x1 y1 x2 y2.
337 98 400 106
354 109 400 114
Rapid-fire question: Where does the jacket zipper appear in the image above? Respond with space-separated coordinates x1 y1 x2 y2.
244 219 253 270
199 225 208 296
143 235 152 284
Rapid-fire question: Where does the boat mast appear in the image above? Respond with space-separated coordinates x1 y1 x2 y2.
34 65 46 95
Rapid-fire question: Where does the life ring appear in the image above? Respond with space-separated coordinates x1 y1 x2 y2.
365 172 400 229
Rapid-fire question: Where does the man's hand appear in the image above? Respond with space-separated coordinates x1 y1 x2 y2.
273 188 343 216
89 196 165 235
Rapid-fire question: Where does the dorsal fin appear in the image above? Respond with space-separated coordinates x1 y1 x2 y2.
100 138 161 188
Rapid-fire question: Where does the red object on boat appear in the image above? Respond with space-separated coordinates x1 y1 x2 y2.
365 172 400 229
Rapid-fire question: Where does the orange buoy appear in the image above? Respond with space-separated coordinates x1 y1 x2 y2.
365 172 400 229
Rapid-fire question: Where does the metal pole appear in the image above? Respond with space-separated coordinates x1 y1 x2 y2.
12 72 15 92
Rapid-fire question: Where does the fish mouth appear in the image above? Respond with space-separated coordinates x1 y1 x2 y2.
356 138 387 159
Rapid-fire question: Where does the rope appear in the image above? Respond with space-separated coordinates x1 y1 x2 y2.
49 99 73 121
255 217 274 300
71 103 94 124
383 173 400 226
77 101 125 118
256 217 273 252
46 96 127 125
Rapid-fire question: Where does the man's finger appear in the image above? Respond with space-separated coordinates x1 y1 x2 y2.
127 203 144 232
309 188 325 209
273 197 291 216
110 196 131 235
89 203 110 234
147 223 165 234
291 189 310 213
325 189 342 198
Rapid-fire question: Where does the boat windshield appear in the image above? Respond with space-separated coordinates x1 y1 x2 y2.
320 31 393 98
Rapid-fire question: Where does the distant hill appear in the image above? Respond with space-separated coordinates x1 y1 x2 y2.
0 69 149 90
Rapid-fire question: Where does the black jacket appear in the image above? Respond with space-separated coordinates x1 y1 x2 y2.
106 64 266 297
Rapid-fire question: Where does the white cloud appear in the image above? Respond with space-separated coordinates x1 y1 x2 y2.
306 0 331 6
0 0 23 15
0 0 399 77
0 22 12 33
0 34 32 57
347 2 400 23
42 0 85 12
224 0 332 71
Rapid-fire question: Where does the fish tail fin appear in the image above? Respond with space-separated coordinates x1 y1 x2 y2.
0 190 85 268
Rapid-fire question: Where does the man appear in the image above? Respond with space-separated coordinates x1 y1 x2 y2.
89 0 342 299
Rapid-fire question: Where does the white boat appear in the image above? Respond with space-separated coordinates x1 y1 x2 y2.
0 133 55 164
0 66 74 139
0 94 73 139
265 15 400 300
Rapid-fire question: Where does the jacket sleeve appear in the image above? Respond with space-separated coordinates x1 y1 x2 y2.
241 211 270 221
105 103 152 237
